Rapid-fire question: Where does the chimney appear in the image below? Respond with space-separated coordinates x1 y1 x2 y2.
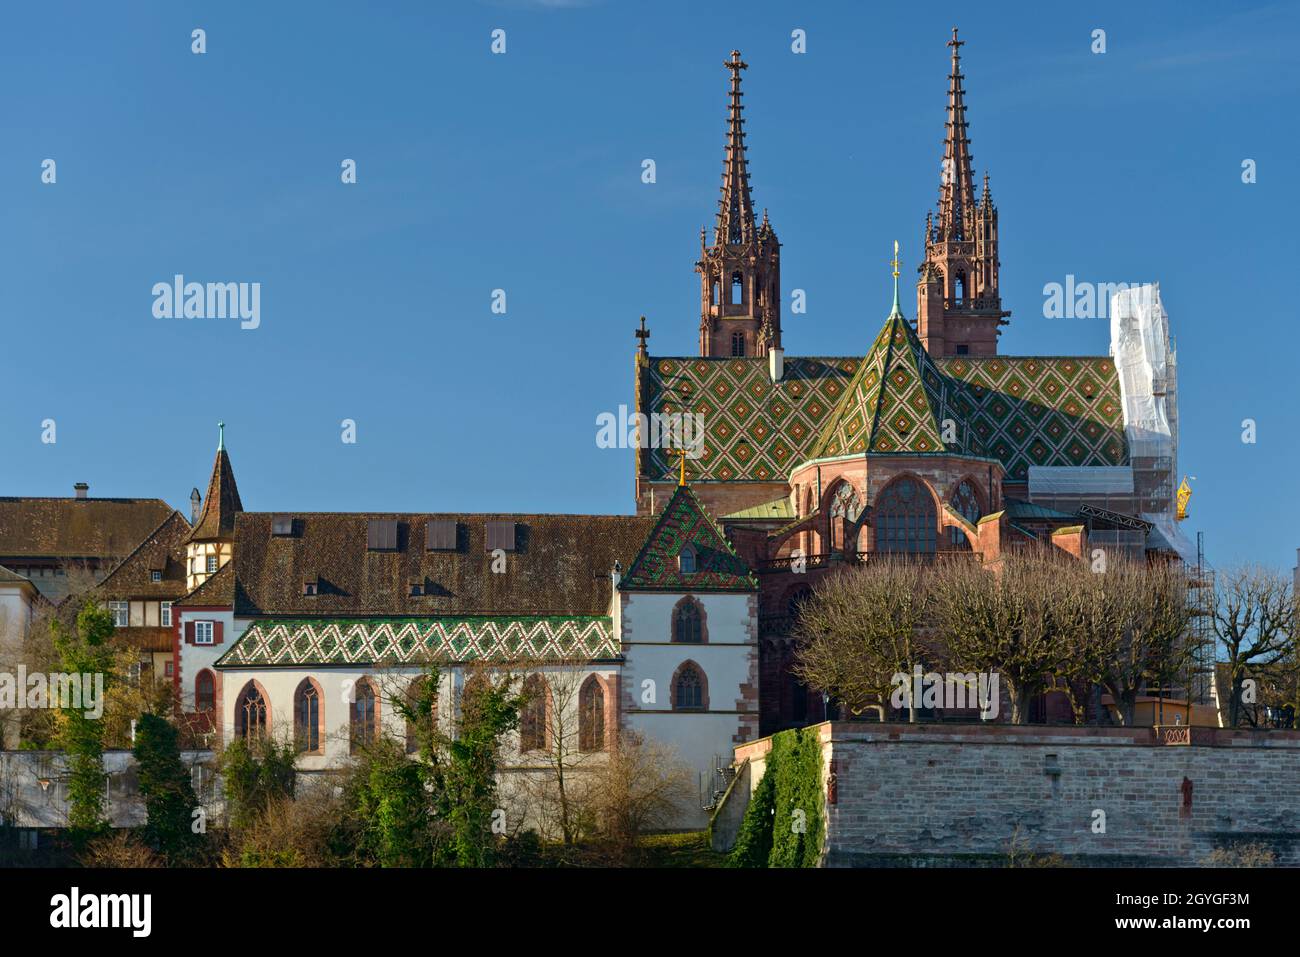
73 482 89 500
768 347 784 383
190 488 202 524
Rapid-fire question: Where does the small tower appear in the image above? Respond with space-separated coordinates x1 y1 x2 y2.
916 29 1009 357
184 422 243 592
697 51 782 359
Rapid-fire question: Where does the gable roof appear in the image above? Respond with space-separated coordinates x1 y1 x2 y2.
808 307 981 461
0 496 174 562
230 512 656 617
620 484 757 592
186 449 242 543
177 560 235 607
91 511 191 601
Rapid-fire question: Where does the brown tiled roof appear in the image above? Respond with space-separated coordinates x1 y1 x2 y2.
0 496 173 561
0 564 33 585
185 449 242 543
91 512 192 601
231 512 657 617
177 561 235 608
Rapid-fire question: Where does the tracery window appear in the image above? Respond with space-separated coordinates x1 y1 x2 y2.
948 480 981 549
874 478 937 554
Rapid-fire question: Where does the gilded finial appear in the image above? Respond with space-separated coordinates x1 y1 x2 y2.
889 241 902 316
667 448 689 487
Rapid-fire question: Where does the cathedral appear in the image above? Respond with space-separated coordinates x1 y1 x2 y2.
633 30 1187 733
1 30 1189 832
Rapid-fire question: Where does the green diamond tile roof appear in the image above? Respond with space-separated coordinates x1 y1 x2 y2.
620 485 757 592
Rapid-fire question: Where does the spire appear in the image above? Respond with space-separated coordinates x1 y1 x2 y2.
185 429 243 543
889 240 903 317
716 50 756 247
937 27 977 242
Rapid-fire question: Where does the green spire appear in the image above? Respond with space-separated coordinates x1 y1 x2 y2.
217 421 225 451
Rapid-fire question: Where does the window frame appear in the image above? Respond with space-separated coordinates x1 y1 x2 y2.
194 620 215 645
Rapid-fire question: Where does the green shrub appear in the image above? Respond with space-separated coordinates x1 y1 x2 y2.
728 727 823 868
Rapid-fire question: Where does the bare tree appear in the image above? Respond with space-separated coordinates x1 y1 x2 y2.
1210 565 1296 727
583 730 692 864
794 559 935 721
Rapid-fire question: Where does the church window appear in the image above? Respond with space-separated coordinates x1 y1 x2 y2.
731 272 744 305
731 332 746 357
350 678 378 752
520 674 547 752
673 663 706 711
874 477 938 554
673 596 704 643
195 670 215 712
578 676 605 752
404 675 436 755
954 271 967 303
295 679 322 753
678 545 697 574
235 682 267 740
948 480 981 549
711 282 719 306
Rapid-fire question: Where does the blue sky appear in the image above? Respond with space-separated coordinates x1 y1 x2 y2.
1 0 1296 570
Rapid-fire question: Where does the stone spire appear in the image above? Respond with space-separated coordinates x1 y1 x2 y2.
916 29 1009 357
697 51 781 358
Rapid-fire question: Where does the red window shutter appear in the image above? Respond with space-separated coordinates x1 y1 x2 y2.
185 621 195 644
214 621 224 645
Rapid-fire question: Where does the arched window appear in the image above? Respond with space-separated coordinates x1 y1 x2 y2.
678 545 697 574
828 482 862 552
874 477 938 554
294 679 322 753
520 674 547 752
404 675 436 755
954 270 967 303
948 479 981 549
673 662 706 711
673 596 704 644
350 678 378 753
730 271 744 306
235 682 267 741
195 670 215 713
731 331 746 357
578 676 605 752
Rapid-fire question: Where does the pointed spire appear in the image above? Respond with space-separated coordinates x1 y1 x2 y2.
185 430 243 543
716 50 757 247
937 27 977 242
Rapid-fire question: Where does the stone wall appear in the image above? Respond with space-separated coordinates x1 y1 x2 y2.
734 723 1300 867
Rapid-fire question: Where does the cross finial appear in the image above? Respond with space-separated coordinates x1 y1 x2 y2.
948 26 963 53
889 241 903 317
635 315 651 355
217 421 225 451
667 447 690 487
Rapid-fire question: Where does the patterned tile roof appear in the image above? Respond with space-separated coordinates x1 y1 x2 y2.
620 485 757 592
215 616 616 668
637 342 1126 483
808 310 981 460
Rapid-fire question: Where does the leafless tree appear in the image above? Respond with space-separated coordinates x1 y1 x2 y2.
1209 565 1296 727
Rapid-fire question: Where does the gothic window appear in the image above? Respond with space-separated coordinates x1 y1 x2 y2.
731 332 746 357
578 676 605 752
350 678 378 752
520 674 547 752
874 477 938 554
731 271 744 305
673 596 704 644
954 271 967 303
948 480 981 549
404 675 436 755
673 663 706 711
678 545 697 574
711 281 719 306
195 670 215 712
235 682 267 741
294 679 322 753
829 482 862 552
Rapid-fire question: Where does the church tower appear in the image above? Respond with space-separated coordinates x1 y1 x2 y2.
184 422 242 593
697 51 781 358
916 29 1009 357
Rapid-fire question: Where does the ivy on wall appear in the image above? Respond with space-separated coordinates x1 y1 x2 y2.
728 727 824 868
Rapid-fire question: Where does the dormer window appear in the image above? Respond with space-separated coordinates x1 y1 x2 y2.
367 519 399 551
678 545 697 574
272 515 295 536
409 579 423 597
150 570 163 583
302 575 319 596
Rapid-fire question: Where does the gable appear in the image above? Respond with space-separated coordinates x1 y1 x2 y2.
620 485 756 592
